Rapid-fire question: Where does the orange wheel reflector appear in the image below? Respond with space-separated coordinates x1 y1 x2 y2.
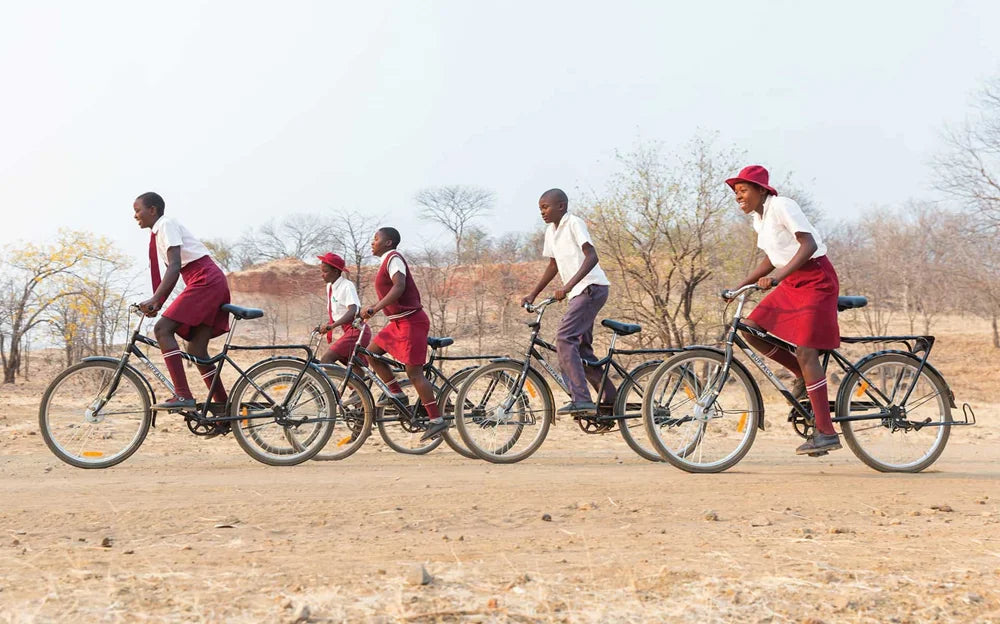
241 406 248 416
684 386 696 400
855 381 869 398
241 419 249 427
336 436 352 447
525 381 537 399
737 412 748 433
272 385 289 392
82 451 104 457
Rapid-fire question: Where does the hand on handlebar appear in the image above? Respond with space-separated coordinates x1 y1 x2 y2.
136 298 161 317
720 284 763 301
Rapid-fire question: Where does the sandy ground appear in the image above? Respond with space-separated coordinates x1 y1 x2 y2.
2 391 999 623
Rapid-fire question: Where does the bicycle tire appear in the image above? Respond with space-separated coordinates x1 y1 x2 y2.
312 367 374 461
837 352 952 473
230 360 335 466
453 360 553 464
615 360 665 462
643 349 761 473
375 378 444 454
39 360 152 469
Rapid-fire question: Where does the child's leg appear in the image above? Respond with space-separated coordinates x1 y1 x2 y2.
741 321 802 378
367 344 403 394
404 364 440 421
556 290 603 404
153 318 193 400
796 347 835 436
576 287 614 404
187 324 227 403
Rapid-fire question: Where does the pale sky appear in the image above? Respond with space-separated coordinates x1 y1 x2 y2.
2 1 998 263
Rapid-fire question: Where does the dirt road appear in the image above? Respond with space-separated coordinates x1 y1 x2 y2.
2 411 999 623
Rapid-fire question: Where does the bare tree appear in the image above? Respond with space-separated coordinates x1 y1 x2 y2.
415 185 495 259
333 210 381 297
934 73 1000 229
241 213 341 262
203 238 239 272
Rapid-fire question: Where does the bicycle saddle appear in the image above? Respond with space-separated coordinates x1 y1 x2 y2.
601 319 642 336
427 336 454 349
221 303 264 320
836 296 868 312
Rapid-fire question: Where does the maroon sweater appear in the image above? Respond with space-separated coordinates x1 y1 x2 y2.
375 250 422 318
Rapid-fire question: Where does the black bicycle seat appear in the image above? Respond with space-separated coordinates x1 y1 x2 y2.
221 303 264 320
836 296 868 312
427 336 454 349
601 319 642 336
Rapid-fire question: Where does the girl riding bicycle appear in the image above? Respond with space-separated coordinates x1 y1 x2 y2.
726 166 841 456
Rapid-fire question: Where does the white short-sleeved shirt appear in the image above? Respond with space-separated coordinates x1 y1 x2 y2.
378 251 406 277
752 195 827 268
542 213 610 300
151 216 210 268
327 275 362 322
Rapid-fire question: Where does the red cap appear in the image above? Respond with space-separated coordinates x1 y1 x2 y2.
317 253 348 272
726 165 778 196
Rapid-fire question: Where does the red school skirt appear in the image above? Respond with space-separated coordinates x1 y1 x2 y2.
372 309 430 366
748 256 840 350
162 255 231 341
327 324 372 365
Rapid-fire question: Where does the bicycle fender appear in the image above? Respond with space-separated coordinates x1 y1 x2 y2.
486 358 556 423
237 356 340 403
679 346 767 431
847 349 956 409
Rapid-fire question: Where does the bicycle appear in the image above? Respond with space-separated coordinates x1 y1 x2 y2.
452 297 683 463
39 303 341 468
641 284 977 473
314 319 499 458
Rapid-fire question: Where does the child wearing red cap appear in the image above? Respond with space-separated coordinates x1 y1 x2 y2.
315 252 371 365
726 166 842 455
133 192 231 411
360 227 444 440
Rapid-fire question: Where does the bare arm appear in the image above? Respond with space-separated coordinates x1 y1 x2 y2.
769 232 819 284
738 256 776 289
521 258 559 306
320 304 360 332
139 246 181 316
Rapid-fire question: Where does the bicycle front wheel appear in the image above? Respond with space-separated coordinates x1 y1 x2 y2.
437 366 480 459
643 349 761 473
454 361 552 464
837 352 952 472
615 360 666 462
230 361 335 466
39 360 151 469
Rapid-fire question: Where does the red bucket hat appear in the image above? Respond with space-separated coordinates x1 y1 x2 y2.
726 165 778 196
317 252 348 272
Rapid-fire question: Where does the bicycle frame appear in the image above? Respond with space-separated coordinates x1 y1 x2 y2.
327 320 499 423
706 287 958 427
95 306 319 426
499 299 680 419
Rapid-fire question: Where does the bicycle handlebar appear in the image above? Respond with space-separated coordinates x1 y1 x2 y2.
523 297 558 314
720 284 763 300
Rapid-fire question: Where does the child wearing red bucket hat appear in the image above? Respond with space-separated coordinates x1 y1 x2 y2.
725 166 842 456
360 227 445 441
315 252 371 365
133 192 231 412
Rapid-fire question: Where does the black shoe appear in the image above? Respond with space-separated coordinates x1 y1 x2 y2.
376 392 409 407
796 432 841 456
420 419 449 441
153 396 196 411
557 401 597 415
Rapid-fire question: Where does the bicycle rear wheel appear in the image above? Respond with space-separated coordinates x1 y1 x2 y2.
312 367 374 461
837 352 951 472
454 361 552 464
643 349 760 473
39 360 151 469
230 361 334 466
